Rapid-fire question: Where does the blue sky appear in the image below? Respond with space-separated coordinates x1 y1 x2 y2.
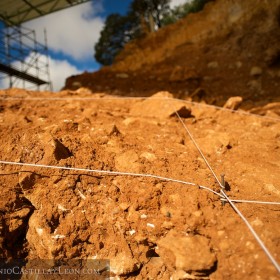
40 0 133 72
0 0 187 91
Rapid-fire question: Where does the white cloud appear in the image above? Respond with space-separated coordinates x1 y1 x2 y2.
47 56 81 91
23 2 104 60
170 0 191 9
0 53 82 91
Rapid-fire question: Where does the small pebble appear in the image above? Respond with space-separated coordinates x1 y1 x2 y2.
147 223 155 228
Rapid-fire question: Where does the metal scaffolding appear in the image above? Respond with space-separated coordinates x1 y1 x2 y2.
0 0 90 91
0 0 90 26
0 24 52 90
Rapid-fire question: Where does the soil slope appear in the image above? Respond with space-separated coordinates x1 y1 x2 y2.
65 0 280 108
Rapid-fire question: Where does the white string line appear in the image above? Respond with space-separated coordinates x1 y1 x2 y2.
221 198 280 205
0 160 223 198
174 110 224 189
1 95 279 271
171 99 280 206
173 104 280 273
221 189 280 274
0 95 279 122
175 98 280 122
0 97 142 101
3 96 277 203
1 97 278 200
0 160 279 206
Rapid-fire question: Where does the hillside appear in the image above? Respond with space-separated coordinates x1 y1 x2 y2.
65 0 280 108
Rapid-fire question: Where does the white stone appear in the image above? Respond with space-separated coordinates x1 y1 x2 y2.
110 252 140 275
251 217 264 227
223 96 243 110
77 188 86 200
147 223 155 228
57 204 67 212
129 229 136 235
116 73 129 79
36 228 43 236
264 183 280 196
207 61 219 69
51 234 66 239
140 152 157 161
250 66 262 76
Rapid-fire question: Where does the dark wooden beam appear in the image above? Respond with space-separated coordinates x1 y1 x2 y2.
0 63 48 85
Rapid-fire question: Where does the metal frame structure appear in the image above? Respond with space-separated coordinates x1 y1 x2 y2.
0 0 90 90
0 0 90 26
0 24 52 90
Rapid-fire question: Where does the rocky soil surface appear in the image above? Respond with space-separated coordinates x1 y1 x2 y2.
0 88 279 279
0 0 280 279
65 0 280 109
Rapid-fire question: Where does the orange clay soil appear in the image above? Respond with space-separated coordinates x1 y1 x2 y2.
0 89 279 279
1 0 280 278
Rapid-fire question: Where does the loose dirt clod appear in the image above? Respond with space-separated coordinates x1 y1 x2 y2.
157 230 217 275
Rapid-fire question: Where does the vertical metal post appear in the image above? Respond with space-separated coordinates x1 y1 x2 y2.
44 28 52 91
221 173 225 206
221 173 225 190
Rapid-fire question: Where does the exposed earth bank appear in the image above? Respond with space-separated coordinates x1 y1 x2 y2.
65 0 280 109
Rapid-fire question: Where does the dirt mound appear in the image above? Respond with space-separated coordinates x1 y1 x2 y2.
0 88 279 279
64 0 280 108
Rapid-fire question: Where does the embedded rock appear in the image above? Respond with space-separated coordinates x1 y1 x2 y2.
130 92 192 119
110 252 141 276
250 66 263 76
115 150 141 172
169 66 200 82
223 96 243 110
156 230 216 274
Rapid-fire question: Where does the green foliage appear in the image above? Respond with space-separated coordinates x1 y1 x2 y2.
161 4 188 25
132 0 171 29
94 0 210 65
162 0 211 26
94 13 140 65
94 0 171 65
188 0 211 13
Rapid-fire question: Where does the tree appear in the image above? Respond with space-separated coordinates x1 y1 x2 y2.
188 0 211 13
131 0 171 32
94 13 139 65
94 0 172 65
161 4 188 26
162 0 212 26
